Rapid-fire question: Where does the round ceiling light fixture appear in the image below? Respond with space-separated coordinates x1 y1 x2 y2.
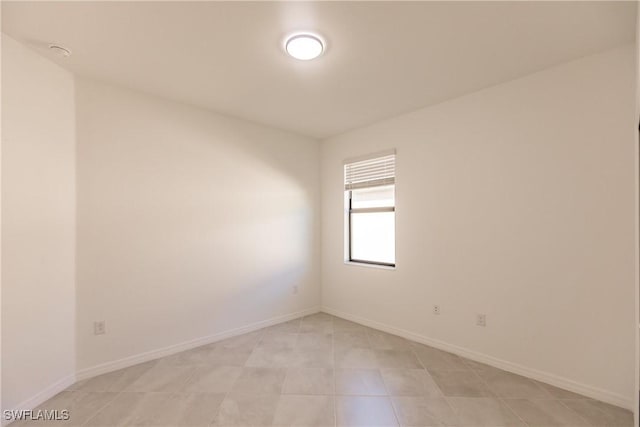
285 34 324 61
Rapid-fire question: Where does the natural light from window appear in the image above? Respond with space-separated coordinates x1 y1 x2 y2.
344 152 396 267
350 186 395 265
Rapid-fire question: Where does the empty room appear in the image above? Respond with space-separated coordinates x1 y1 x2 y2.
1 1 638 426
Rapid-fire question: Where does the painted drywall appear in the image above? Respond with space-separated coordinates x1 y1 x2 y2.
321 45 636 407
1 10 4 418
635 7 640 424
634 7 639 424
75 79 321 370
1 35 76 411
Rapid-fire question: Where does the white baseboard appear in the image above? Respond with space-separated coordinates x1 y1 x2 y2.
321 306 634 411
76 306 320 381
2 374 76 427
2 307 320 427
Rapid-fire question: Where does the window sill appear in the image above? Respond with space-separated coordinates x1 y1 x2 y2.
344 261 396 270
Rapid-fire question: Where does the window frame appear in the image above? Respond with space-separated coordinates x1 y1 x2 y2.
347 187 396 268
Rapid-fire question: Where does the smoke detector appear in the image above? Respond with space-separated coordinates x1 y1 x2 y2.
49 44 72 58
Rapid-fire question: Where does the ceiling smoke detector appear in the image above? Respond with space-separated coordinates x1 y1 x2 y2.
49 44 72 58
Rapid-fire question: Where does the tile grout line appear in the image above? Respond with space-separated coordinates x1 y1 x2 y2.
79 367 136 426
61 388 118 427
470 361 596 427
208 325 267 427
496 396 532 427
464 355 612 426
365 326 402 427
467 367 532 427
409 340 459 426
330 315 337 427
555 397 605 426
408 340 446 397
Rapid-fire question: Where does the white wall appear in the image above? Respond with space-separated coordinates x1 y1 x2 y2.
75 79 321 371
321 45 636 407
635 8 640 423
1 35 76 411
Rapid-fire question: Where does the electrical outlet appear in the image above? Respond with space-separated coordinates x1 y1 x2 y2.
433 305 441 315
476 314 486 327
293 285 299 294
94 320 106 335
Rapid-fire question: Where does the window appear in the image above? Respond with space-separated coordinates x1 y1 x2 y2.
345 151 396 267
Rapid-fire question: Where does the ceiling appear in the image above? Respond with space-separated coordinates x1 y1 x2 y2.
2 1 636 139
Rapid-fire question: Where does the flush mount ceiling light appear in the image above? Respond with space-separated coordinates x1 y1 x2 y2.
49 44 72 58
285 34 324 60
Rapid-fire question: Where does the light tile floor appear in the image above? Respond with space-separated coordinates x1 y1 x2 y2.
11 313 634 426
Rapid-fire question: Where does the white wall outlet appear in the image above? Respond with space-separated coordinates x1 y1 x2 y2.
433 305 441 315
293 285 299 294
94 320 106 335
476 314 486 327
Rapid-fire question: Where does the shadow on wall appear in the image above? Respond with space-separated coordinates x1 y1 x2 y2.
75 78 321 370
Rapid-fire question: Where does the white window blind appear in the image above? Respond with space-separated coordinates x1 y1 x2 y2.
344 151 396 190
